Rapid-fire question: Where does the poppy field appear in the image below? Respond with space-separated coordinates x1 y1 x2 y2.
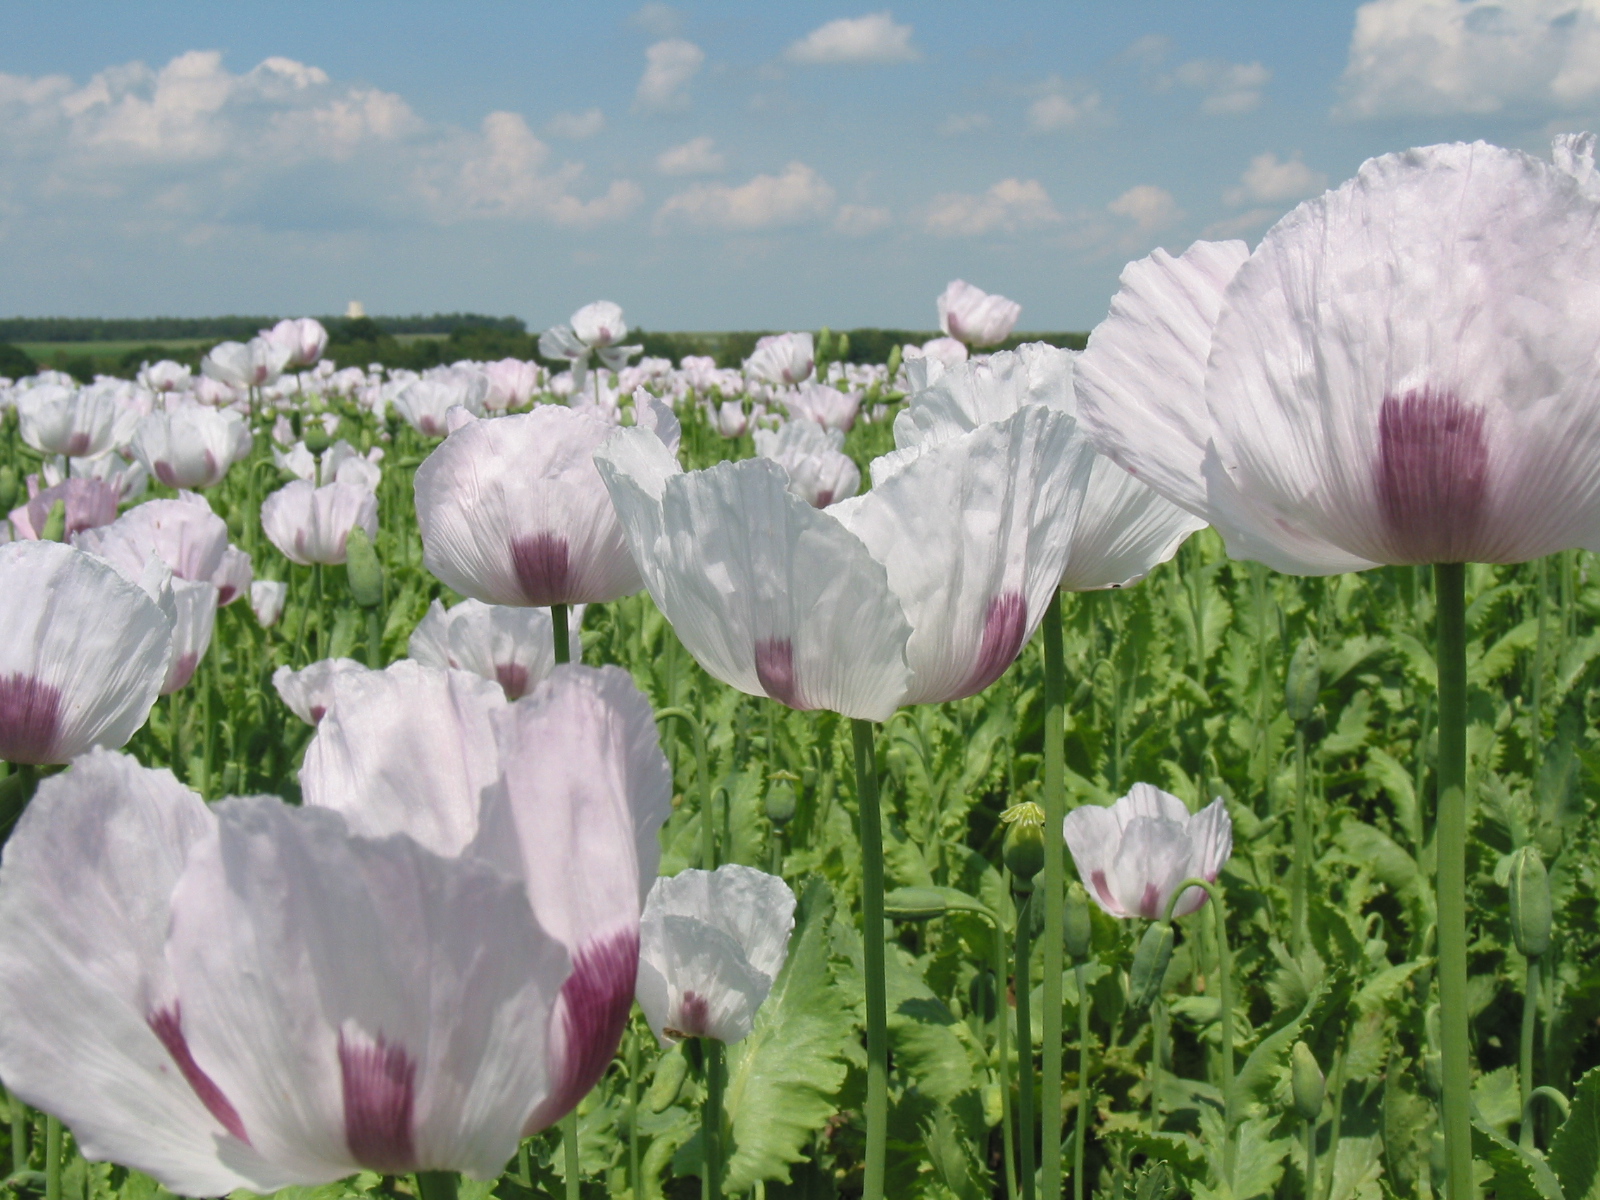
3 135 1600 1200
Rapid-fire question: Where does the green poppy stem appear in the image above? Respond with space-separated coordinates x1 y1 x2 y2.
43 1115 59 1200
416 1172 458 1200
851 718 888 1200
1040 590 1066 1200
1073 961 1092 1200
562 1110 580 1200
1164 877 1235 1185
1520 955 1540 1148
1432 562 1470 1200
702 1038 725 1200
1015 887 1036 1200
552 603 570 666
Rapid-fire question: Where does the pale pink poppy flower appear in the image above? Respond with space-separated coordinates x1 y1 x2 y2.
138 361 193 394
261 318 329 368
744 332 815 386
483 359 543 411
260 480 378 566
393 372 488 437
0 749 571 1194
782 381 861 433
9 478 120 541
711 400 753 438
201 338 292 390
249 580 287 628
1064 784 1232 919
0 542 171 764
16 384 141 459
409 599 583 700
273 658 372 726
753 420 860 508
129 404 253 490
636 865 795 1045
937 280 1022 348
914 337 969 370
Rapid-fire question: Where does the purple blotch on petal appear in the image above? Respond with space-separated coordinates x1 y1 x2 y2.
961 591 1028 697
66 433 91 457
754 638 809 710
166 653 199 694
510 533 572 606
813 490 834 509
0 674 62 765
148 1004 250 1144
669 992 711 1039
524 927 640 1133
1138 883 1163 919
339 1030 417 1174
202 450 218 484
1376 388 1489 564
495 663 531 700
154 462 180 488
1089 869 1119 915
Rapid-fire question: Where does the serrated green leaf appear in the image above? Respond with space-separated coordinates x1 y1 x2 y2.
1550 1064 1600 1200
1474 1119 1566 1200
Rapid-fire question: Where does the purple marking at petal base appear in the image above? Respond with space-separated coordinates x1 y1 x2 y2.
148 1004 249 1144
0 674 62 765
1089 869 1119 915
217 585 237 606
813 490 834 509
165 653 199 694
672 992 711 1038
961 591 1028 697
1138 883 1163 919
754 637 809 710
202 450 217 484
339 1030 417 1173
309 704 328 724
495 662 531 700
523 927 640 1133
1376 388 1488 563
154 462 179 488
510 533 572 606
66 433 91 457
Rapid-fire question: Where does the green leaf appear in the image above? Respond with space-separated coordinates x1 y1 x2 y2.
1473 1119 1566 1200
1228 981 1323 1123
1550 1064 1600 1200
722 877 855 1191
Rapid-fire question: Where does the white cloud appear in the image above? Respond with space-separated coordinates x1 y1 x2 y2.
1108 184 1181 231
784 13 921 65
656 161 836 230
1338 0 1600 118
1172 59 1272 115
0 51 639 231
546 108 605 139
630 2 683 37
634 38 704 112
834 204 891 235
1223 152 1326 205
924 178 1061 236
940 112 991 136
656 135 724 175
1027 77 1105 132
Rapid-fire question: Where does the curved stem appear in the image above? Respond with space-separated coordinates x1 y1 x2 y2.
850 718 888 1200
1433 562 1471 1200
1520 955 1541 1149
1524 1086 1570 1127
1041 590 1066 1200
1015 888 1036 1200
1163 877 1234 1184
1073 960 1092 1200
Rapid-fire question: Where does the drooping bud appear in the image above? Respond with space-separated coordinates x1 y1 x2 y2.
1127 921 1176 1013
764 771 798 827
1508 845 1552 958
1064 883 1093 961
646 1042 690 1113
884 887 952 922
39 499 66 543
344 526 383 608
1001 801 1047 886
1291 1041 1325 1121
1285 636 1320 723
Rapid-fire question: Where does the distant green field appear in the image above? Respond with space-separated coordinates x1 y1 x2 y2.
16 339 213 361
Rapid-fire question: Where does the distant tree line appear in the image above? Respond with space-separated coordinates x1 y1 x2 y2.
0 313 527 344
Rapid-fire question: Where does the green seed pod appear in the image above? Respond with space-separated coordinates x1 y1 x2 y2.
39 499 66 543
1127 921 1176 1013
1291 1041 1325 1121
885 344 902 380
1285 635 1320 723
646 1042 690 1112
1064 883 1093 961
764 773 797 826
816 327 833 365
1000 801 1046 885
1508 845 1552 958
344 527 384 608
0 465 17 512
835 332 850 363
303 423 332 457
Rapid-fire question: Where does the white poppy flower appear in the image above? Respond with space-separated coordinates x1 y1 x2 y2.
1064 784 1233 920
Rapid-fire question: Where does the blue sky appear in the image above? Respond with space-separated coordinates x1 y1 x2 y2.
2 1 1595 331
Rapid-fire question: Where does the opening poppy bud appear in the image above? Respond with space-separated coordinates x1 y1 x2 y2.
40 499 66 543
0 465 16 512
764 772 798 826
1508 845 1552 958
344 526 384 608
1127 921 1175 1013
1064 883 1093 961
1291 1040 1325 1121
1001 801 1046 885
885 344 902 381
1285 636 1320 723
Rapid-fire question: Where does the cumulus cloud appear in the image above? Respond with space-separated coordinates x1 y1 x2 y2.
784 13 921 65
635 38 704 112
1107 185 1181 231
1337 0 1600 118
924 178 1061 237
656 135 724 175
545 108 605 139
0 50 638 231
1171 59 1272 115
656 161 836 230
833 204 891 235
1027 77 1105 132
1223 152 1326 205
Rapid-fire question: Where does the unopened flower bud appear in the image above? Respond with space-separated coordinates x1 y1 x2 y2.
885 344 902 380
40 499 66 543
1001 801 1046 885
1508 845 1552 958
303 424 332 457
0 465 17 512
343 526 383 608
1285 636 1320 723
1127 921 1175 1013
815 327 833 364
764 773 797 826
835 333 850 362
1064 883 1093 961
1291 1041 1325 1121
885 887 951 922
